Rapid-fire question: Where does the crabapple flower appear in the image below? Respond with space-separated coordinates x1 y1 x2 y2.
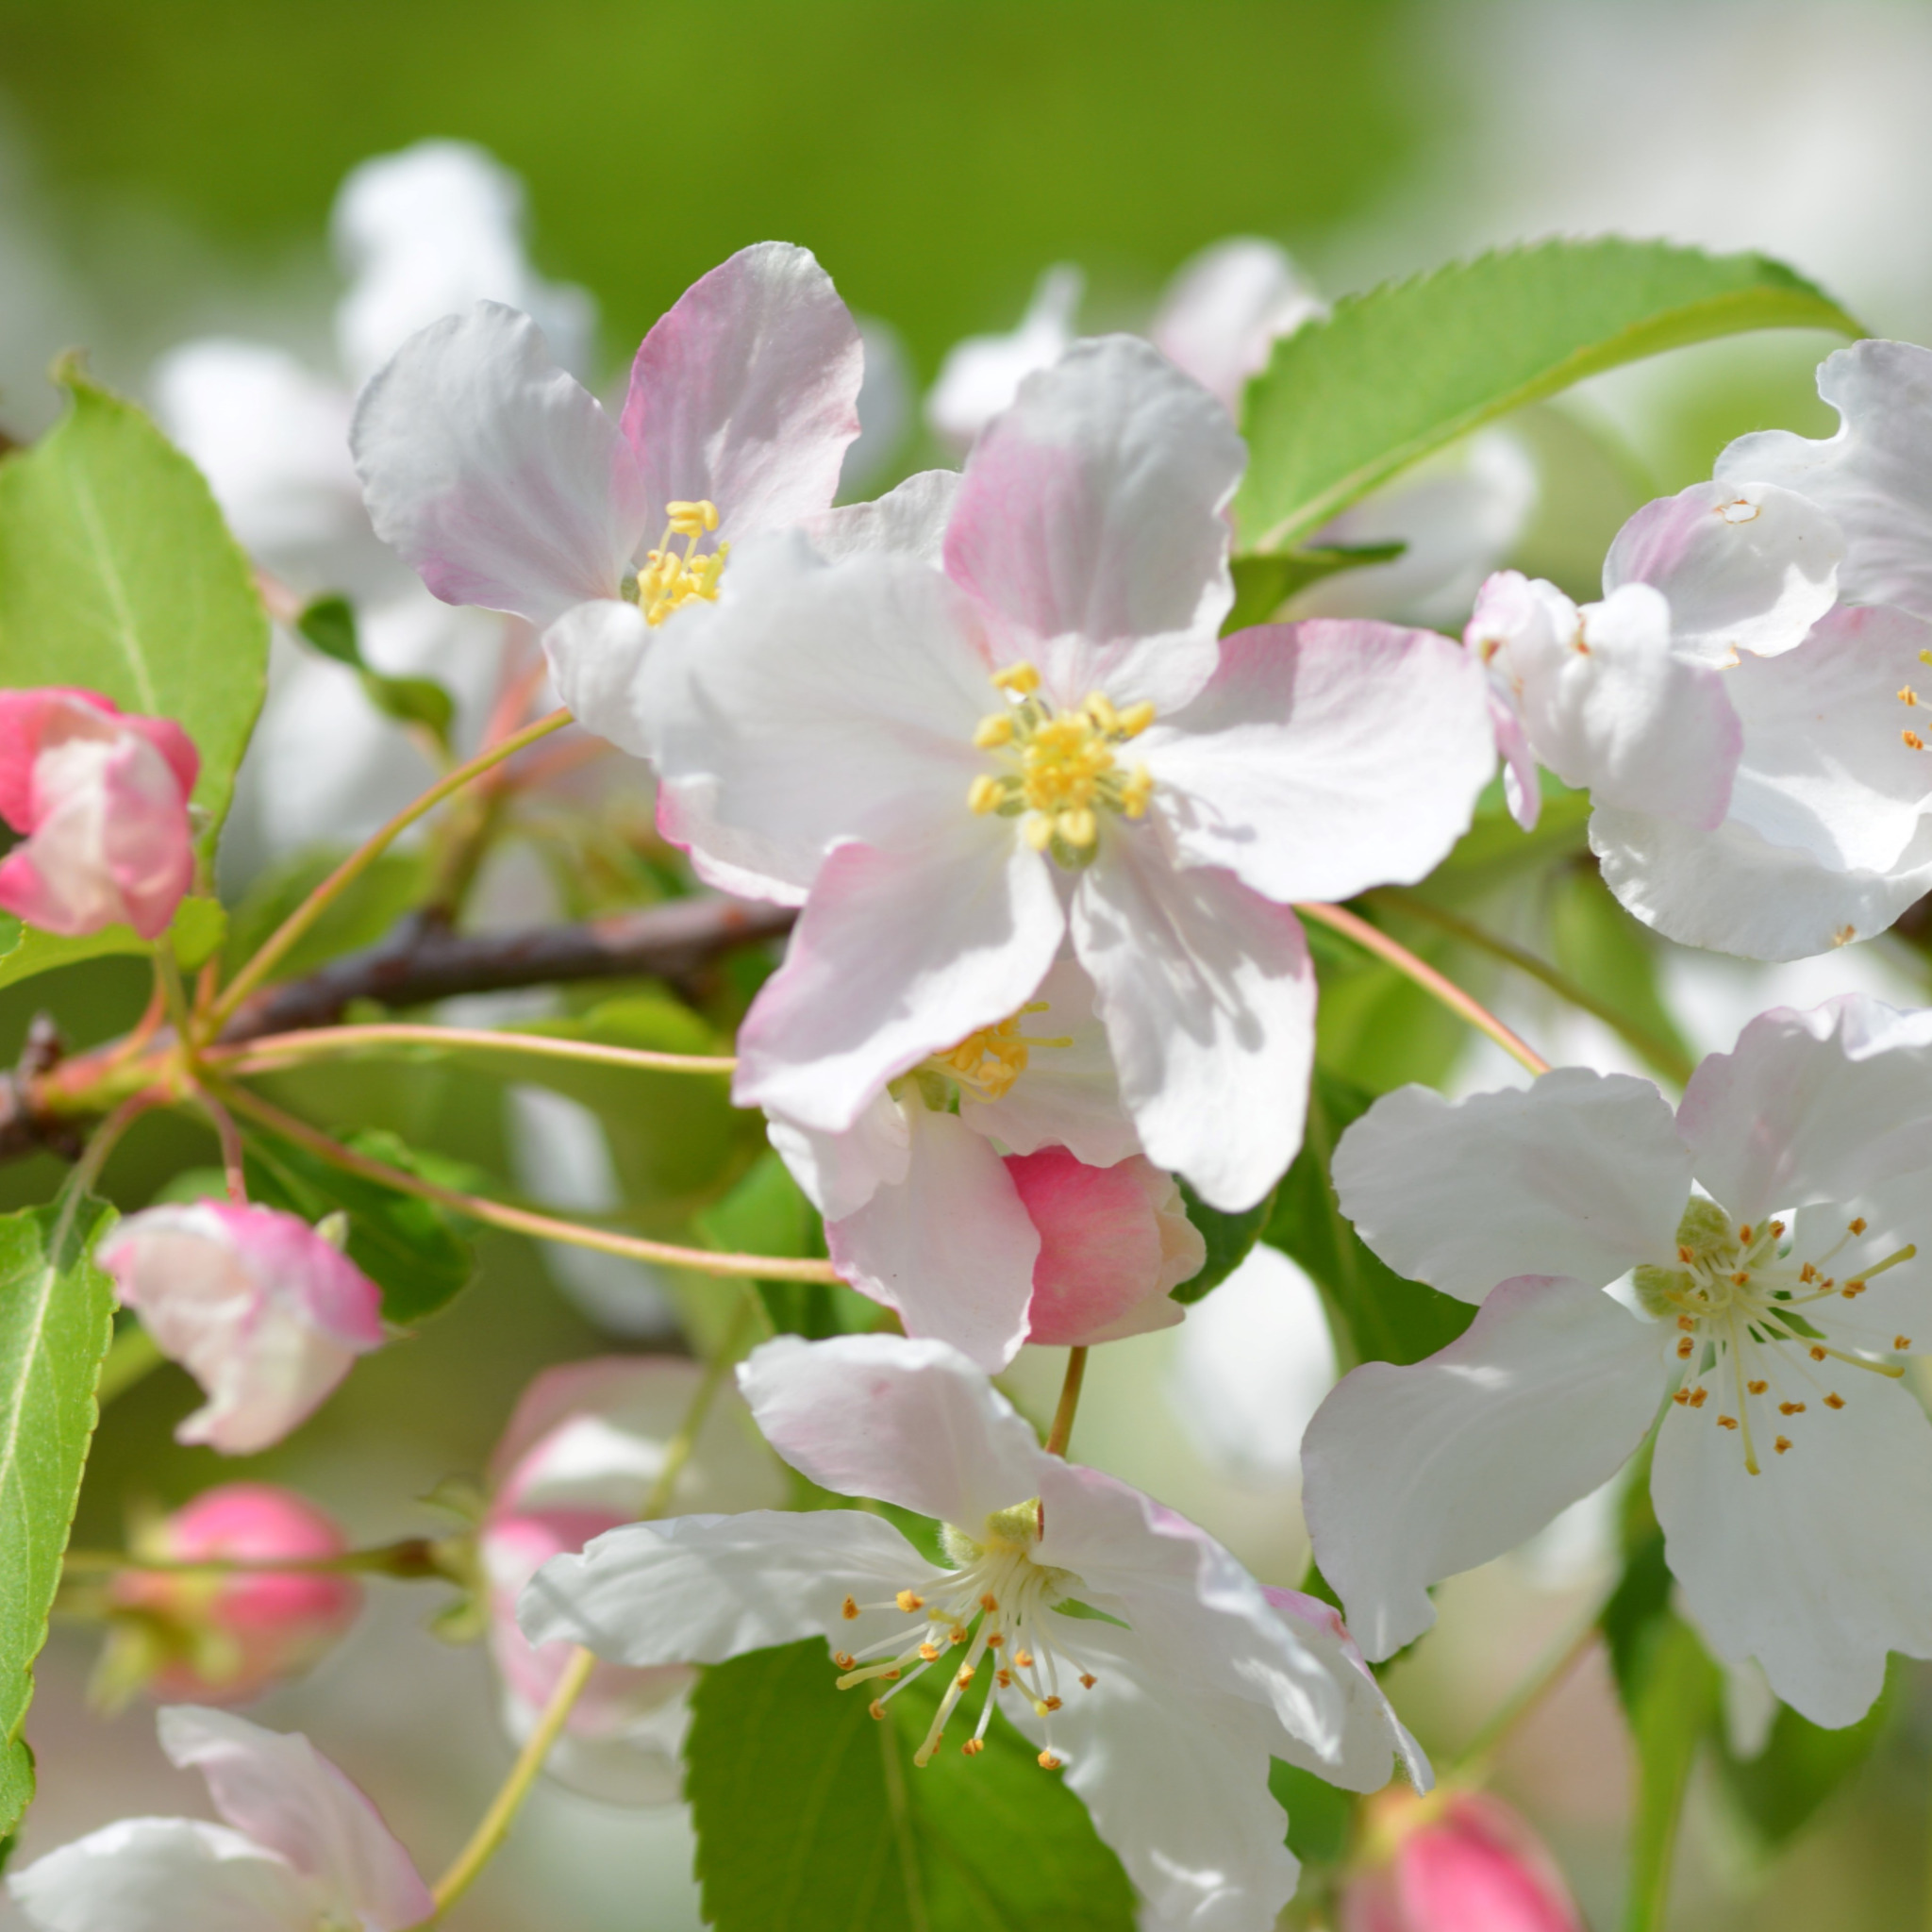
521 1333 1428 1931
1301 994 1932 1726
479 1354 786 1803
99 1204 386 1455
631 339 1493 1210
0 688 196 941
1341 1787 1585 1932
8 1705 432 1932
926 263 1085 454
353 239 864 720
98 1484 361 1708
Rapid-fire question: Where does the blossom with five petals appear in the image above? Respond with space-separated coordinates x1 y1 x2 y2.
8 1705 431 1932
614 339 1492 1210
520 1333 1427 1932
1301 994 1932 1726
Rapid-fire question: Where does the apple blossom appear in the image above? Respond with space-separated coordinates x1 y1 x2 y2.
99 1204 386 1456
925 262 1086 455
626 339 1493 1209
1302 994 1932 1726
8 1706 432 1932
478 1354 786 1803
98 1484 361 1708
521 1333 1427 1932
0 688 197 941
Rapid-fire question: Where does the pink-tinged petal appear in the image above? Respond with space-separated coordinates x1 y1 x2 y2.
1604 479 1843 663
0 688 94 829
639 537 998 905
1591 801 1932 962
353 301 649 625
804 467 961 567
1674 995 1932 1225
1145 620 1492 904
766 1090 912 1223
620 242 862 540
1149 237 1325 417
1491 690 1543 831
8 1818 319 1932
1302 1276 1666 1661
1331 1071 1692 1303
944 336 1242 713
733 825 1065 1134
1009 1149 1199 1347
157 1706 432 1929
737 1333 1047 1526
824 1106 1039 1370
1722 601 1932 874
958 954 1142 1167
1071 845 1314 1212
924 264 1082 456
97 737 196 939
540 597 654 756
118 715 200 806
1653 1368 1932 1727
1347 1789 1585 1932
1717 339 1932 620
518 1508 927 1664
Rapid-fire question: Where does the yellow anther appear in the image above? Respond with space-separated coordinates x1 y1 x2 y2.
895 1591 924 1613
918 1642 941 1662
1022 813 1055 851
869 1699 887 1721
1688 1388 1708 1407
1774 1436 1792 1455
1897 1335 1914 1351
1013 1650 1035 1670
1747 1379 1767 1394
991 661 1041 695
1739 1224 1754 1243
1718 1415 1739 1430
1676 1336 1695 1358
1770 1220 1785 1237
1810 1345 1828 1361
664 498 720 534
956 1666 976 1688
1903 689 1922 707
841 1596 859 1621
978 1593 999 1613
1039 1752 1063 1771
1058 808 1098 849
834 1650 857 1670
974 714 1015 749
1673 1389 1690 1405
1850 1218 1869 1235
1905 731 1924 750
968 774 1005 815
961 1738 985 1757
1780 1401 1806 1414
1825 1392 1845 1408
1078 1673 1097 1689
1114 700 1156 738
1084 691 1120 731
1118 767 1154 818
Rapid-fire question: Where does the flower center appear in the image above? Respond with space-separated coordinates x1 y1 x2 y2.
918 1001 1073 1106
831 1498 1103 1770
625 499 729 626
1636 1198 1916 1474
966 661 1155 863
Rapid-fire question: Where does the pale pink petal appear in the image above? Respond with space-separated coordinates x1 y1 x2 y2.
157 1706 432 1929
1301 1277 1667 1660
804 467 961 567
1071 844 1314 1212
1149 237 1324 416
732 824 1064 1134
824 1106 1039 1371
97 736 197 939
540 597 654 756
766 1090 912 1223
943 336 1242 713
1010 1150 1199 1347
1491 689 1543 831
1716 339 1932 620
620 242 861 540
737 1333 1048 1526
1331 1070 1692 1302
924 264 1082 455
1604 479 1843 663
353 301 649 625
1143 619 1492 904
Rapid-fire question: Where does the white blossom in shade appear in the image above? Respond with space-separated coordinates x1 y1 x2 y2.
924 264 1084 455
8 1706 432 1932
480 1355 786 1804
629 339 1492 1211
1301 996 1932 1727
520 1333 1427 1932
1148 238 1327 418
98 1204 385 1455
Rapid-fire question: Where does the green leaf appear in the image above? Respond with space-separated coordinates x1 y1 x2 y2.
222 848 427 983
1171 1179 1274 1304
1715 1663 1897 1851
1235 240 1864 555
1224 542 1406 630
1268 1757 1354 1867
1265 1068 1473 1368
687 1637 1137 1932
1545 867 1694 1085
0 1194 118 1833
0 896 225 993
241 1130 477 1326
295 593 455 748
0 369 268 846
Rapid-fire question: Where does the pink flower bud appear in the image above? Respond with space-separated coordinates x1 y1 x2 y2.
105 1483 361 1705
1005 1148 1207 1347
0 687 197 940
98 1203 386 1455
1342 1788 1585 1932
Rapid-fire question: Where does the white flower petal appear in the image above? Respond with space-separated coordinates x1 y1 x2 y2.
541 596 654 755
353 301 648 625
738 1334 1047 1525
1073 844 1313 1212
1653 1373 1932 1727
1148 236 1324 418
924 264 1082 456
766 1089 912 1222
1717 339 1932 620
1146 619 1492 903
824 1105 1040 1370
1332 1070 1690 1302
1301 1276 1667 1660
805 468 962 568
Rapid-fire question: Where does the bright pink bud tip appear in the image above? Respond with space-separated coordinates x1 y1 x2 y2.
106 1484 361 1705
0 687 197 941
1343 1789 1586 1932
98 1202 386 1456
1006 1148 1206 1347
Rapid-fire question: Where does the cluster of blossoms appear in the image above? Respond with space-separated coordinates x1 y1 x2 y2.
16 139 1932 1931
